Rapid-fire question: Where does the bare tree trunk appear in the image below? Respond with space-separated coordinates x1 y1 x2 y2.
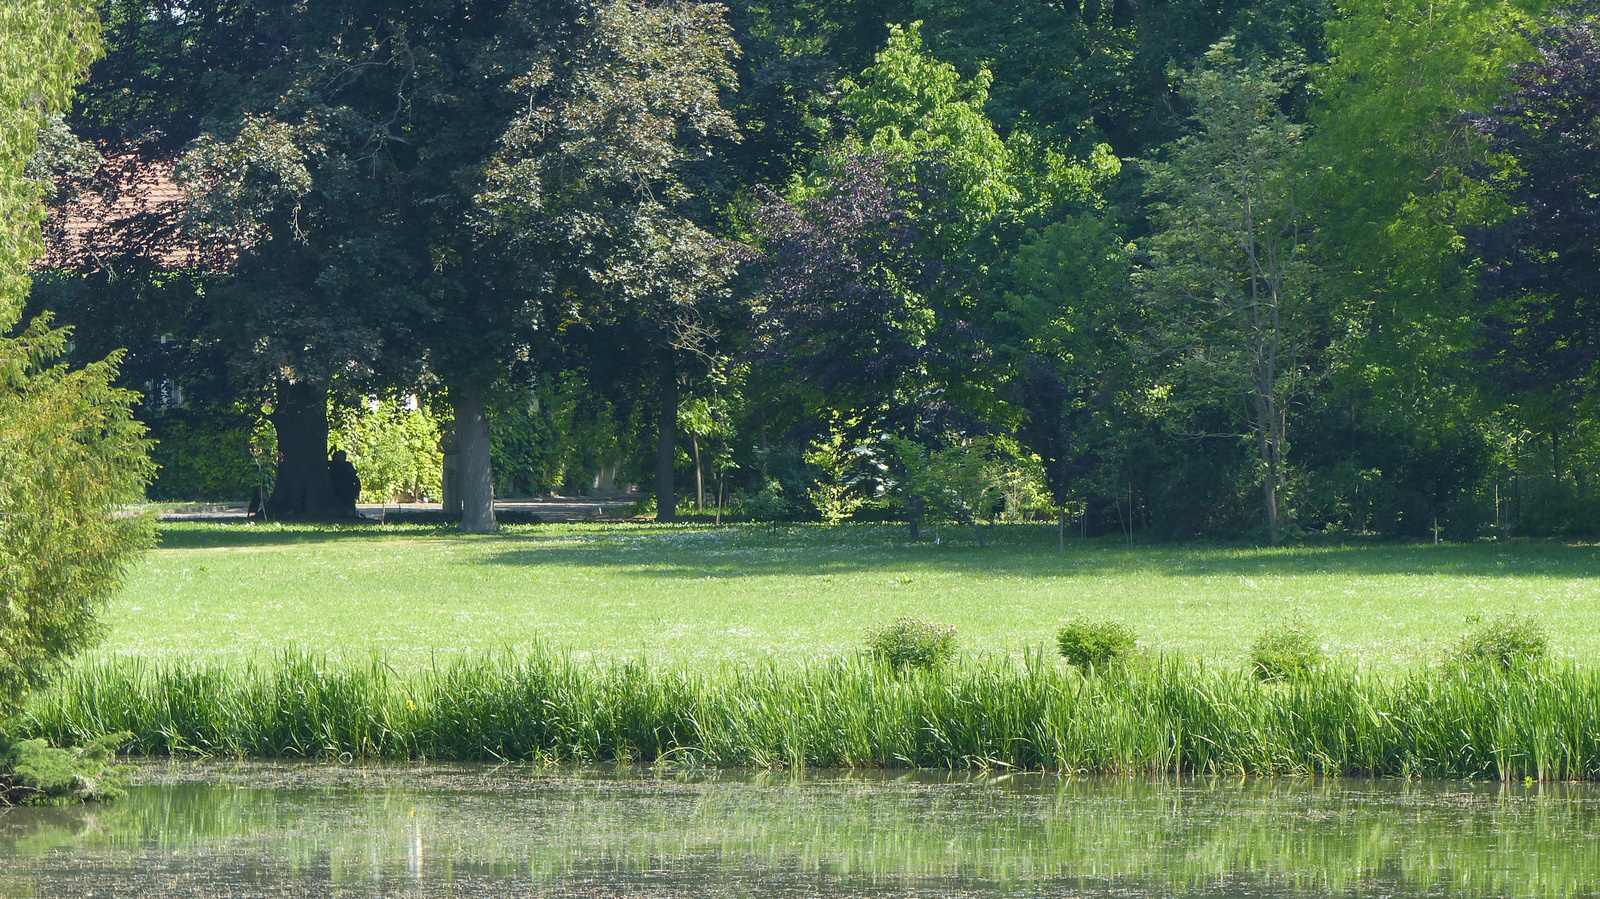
656 352 678 523
692 433 703 512
440 428 462 518
1255 392 1280 543
267 379 347 519
454 386 496 534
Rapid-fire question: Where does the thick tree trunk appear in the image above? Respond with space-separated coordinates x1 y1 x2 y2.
267 380 347 520
439 428 461 517
657 352 678 523
455 386 496 534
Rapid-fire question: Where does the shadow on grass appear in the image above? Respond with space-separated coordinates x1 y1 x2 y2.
157 521 459 550
473 524 1600 582
155 520 1600 581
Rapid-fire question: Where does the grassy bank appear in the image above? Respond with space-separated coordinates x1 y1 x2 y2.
19 649 1600 781
109 522 1600 668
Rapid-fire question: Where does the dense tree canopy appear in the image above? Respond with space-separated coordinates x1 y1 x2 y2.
25 0 1600 540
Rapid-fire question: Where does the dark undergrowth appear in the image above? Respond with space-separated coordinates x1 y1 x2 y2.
13 648 1600 781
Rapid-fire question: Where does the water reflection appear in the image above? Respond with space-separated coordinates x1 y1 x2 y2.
0 764 1595 897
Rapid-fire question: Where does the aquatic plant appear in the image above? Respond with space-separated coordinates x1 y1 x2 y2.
15 648 1600 782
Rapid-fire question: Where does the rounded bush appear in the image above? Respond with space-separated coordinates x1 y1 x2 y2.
1455 613 1549 671
1250 621 1324 681
1056 618 1137 671
866 617 958 671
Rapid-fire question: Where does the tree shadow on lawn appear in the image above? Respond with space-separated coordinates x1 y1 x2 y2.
157 521 457 550
471 524 1600 582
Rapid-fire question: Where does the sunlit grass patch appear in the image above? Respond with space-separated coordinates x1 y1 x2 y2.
97 521 1600 670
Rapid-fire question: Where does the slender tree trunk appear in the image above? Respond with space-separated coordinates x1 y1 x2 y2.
656 352 678 523
1256 407 1279 543
907 496 924 541
267 380 347 520
963 511 987 548
693 433 703 512
454 386 496 534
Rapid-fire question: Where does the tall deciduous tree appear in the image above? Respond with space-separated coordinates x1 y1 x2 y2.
473 0 745 527
1471 14 1600 415
1138 43 1324 542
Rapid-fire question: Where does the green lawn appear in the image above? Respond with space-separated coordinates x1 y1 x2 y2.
101 521 1600 670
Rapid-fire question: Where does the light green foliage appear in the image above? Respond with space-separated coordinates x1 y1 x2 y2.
329 397 443 503
0 0 154 719
1139 43 1327 541
1455 613 1549 671
893 435 1051 541
1 0 99 325
1250 619 1326 681
839 22 1119 243
866 616 958 670
1057 618 1138 671
0 731 127 803
804 417 871 524
1310 0 1545 470
0 318 155 712
841 22 1016 233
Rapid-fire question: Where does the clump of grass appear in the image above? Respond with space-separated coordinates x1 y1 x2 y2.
1455 613 1550 671
1250 620 1324 681
17 649 1600 781
1057 619 1137 671
866 617 958 671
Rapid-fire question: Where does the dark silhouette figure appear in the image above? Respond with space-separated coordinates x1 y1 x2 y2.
328 449 362 518
247 485 267 520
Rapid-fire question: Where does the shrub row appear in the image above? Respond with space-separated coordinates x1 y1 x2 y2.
14 647 1600 781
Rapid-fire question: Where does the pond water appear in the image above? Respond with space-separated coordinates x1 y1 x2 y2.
0 763 1596 897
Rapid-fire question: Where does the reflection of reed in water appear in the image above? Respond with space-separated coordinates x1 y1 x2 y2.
0 766 1597 897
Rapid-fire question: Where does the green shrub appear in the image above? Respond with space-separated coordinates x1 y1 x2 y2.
145 403 264 502
866 617 958 671
0 317 156 714
1057 618 1138 671
1455 613 1550 671
1250 620 1325 681
0 731 129 804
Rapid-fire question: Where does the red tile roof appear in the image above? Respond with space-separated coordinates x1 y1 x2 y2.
44 150 204 271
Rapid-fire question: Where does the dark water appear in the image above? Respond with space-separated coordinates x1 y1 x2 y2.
0 763 1597 898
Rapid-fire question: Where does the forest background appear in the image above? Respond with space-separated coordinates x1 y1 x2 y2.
23 0 1600 542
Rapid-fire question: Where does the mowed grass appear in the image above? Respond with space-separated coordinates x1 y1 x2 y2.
96 521 1600 670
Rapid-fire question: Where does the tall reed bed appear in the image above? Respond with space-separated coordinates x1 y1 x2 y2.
14 648 1600 780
